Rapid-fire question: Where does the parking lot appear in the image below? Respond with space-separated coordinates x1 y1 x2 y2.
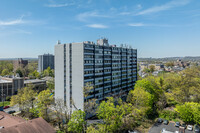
149 122 193 133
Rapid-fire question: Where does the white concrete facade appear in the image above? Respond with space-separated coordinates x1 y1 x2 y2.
55 43 84 111
55 44 65 101
71 43 84 111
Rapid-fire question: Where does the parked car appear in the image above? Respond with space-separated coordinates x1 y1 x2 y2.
175 122 181 127
8 110 15 114
161 128 174 133
161 128 166 133
194 125 200 133
157 118 163 123
181 123 187 129
128 130 140 133
163 120 169 125
187 125 193 131
3 106 10 109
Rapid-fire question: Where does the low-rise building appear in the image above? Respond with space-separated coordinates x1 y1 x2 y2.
0 76 24 101
0 76 47 101
24 79 46 92
174 59 190 68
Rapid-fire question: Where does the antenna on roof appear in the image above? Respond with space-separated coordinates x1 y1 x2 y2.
57 40 61 45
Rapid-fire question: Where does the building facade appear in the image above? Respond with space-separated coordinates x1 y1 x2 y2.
38 54 54 72
0 76 47 101
13 58 28 71
0 77 24 101
55 39 137 111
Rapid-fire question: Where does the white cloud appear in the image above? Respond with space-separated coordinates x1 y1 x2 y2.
137 0 191 15
119 12 131 15
128 23 174 27
0 16 25 26
77 11 110 22
128 23 145 27
87 24 108 29
45 3 74 7
137 4 142 9
0 29 31 37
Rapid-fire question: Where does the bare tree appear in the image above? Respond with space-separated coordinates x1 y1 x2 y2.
51 98 70 132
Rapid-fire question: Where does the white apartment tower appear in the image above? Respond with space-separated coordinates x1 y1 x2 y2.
55 38 137 112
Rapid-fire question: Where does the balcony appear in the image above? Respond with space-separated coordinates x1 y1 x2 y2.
84 78 94 82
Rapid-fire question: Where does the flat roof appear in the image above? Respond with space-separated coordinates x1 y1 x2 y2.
0 79 12 84
24 79 46 84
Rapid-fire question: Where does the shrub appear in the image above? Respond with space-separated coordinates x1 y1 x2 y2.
159 110 178 121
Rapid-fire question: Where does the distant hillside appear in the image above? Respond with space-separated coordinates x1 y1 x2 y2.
138 56 200 62
0 58 38 61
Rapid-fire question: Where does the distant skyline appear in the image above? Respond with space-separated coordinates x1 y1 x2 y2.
0 0 200 58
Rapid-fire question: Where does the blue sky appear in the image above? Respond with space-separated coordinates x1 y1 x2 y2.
0 0 200 58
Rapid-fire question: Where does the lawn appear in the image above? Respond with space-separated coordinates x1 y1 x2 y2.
0 101 10 107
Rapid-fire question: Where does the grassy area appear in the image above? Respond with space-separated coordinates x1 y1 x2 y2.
0 101 10 107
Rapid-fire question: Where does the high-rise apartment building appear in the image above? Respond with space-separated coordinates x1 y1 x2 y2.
55 38 137 111
38 54 54 72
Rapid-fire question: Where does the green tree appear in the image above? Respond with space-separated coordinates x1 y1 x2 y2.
68 110 86 133
170 67 200 103
159 77 164 88
165 62 174 67
193 103 200 125
10 84 37 111
47 79 55 92
37 89 53 121
176 102 195 123
29 70 41 79
159 110 178 121
143 68 150 73
127 87 153 108
16 68 23 77
97 97 132 132
86 125 99 133
134 79 155 95
43 67 54 77
1 69 9 76
28 62 38 74
149 65 155 73
176 102 200 124
127 86 154 118
0 61 13 75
